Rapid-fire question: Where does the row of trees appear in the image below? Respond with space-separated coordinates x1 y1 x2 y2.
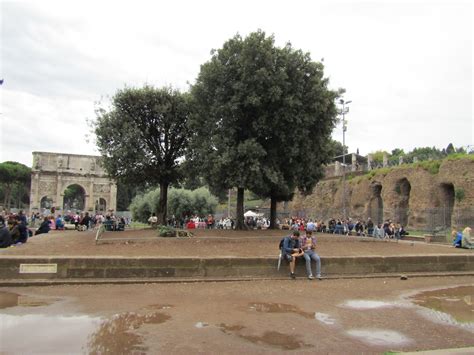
0 161 31 210
370 144 472 166
93 30 341 229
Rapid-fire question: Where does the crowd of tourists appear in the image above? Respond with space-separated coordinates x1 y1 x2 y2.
281 217 409 239
0 209 129 248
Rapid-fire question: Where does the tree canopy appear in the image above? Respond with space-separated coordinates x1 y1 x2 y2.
189 30 339 228
0 161 31 210
94 86 191 223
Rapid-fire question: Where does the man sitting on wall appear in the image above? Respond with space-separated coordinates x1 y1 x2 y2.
281 230 304 279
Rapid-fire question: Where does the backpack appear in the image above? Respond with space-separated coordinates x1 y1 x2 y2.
278 237 285 250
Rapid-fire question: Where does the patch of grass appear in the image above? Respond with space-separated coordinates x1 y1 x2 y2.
445 153 474 161
414 160 441 175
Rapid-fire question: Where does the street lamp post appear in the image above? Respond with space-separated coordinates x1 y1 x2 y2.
339 99 351 219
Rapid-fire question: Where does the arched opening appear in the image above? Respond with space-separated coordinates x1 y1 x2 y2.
395 178 411 226
63 184 86 212
95 198 107 213
368 183 383 224
439 183 454 227
40 196 53 209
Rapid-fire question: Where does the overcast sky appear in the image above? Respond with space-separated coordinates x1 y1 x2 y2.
0 0 472 167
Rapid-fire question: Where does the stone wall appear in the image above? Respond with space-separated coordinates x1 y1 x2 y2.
288 158 474 229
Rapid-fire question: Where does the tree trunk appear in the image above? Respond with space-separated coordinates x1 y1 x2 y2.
4 185 12 211
157 182 169 225
269 195 278 229
234 187 247 230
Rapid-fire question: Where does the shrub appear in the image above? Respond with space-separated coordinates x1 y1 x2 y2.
157 225 175 237
455 188 465 203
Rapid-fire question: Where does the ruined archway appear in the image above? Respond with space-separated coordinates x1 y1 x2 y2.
96 198 107 213
368 183 383 224
40 196 53 209
63 184 86 212
438 183 454 227
395 178 411 226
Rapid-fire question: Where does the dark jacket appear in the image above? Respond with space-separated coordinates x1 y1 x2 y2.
0 226 12 248
282 236 300 256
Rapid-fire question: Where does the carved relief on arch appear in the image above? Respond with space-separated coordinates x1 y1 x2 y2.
93 184 110 193
39 181 57 195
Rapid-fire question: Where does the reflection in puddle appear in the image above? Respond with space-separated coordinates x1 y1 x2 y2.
315 312 336 325
87 312 171 354
218 323 312 350
0 314 101 354
347 329 412 346
410 286 474 326
249 302 313 319
0 291 52 309
342 300 393 309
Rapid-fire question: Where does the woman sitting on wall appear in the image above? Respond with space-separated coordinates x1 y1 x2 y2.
461 227 473 249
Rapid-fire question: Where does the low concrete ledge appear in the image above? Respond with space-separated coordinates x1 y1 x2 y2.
0 254 472 282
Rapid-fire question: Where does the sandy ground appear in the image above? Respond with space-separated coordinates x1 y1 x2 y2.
0 227 469 257
0 276 473 354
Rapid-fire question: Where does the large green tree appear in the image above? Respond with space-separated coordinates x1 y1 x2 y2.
190 30 339 228
94 86 191 224
0 161 31 210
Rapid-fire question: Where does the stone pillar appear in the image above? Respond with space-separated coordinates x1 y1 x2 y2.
367 154 373 171
399 156 404 165
55 174 62 214
30 172 41 213
109 183 117 211
383 153 388 167
351 154 357 172
413 157 418 163
89 179 95 212
335 161 341 176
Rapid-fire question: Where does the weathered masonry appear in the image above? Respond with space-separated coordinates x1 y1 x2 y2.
30 152 117 214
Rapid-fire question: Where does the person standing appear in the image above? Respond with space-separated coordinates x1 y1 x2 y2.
300 231 322 280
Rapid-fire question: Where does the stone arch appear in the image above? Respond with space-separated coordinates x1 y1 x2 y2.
394 178 411 226
40 196 53 209
368 182 383 224
438 182 455 227
63 184 86 212
30 152 117 214
96 197 107 213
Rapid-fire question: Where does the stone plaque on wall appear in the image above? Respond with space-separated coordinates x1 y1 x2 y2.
38 181 57 195
93 184 110 193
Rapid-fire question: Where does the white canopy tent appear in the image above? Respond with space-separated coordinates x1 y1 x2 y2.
244 210 263 218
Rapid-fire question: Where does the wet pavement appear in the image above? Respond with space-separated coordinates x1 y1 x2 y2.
0 277 473 354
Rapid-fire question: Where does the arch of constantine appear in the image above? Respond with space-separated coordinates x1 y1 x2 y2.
29 152 117 214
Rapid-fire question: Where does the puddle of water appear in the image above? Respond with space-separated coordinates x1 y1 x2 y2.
315 312 336 325
0 291 52 309
347 329 412 346
410 285 474 325
0 291 172 354
195 321 209 328
0 313 102 354
342 300 393 309
249 302 313 319
87 312 172 354
218 323 312 350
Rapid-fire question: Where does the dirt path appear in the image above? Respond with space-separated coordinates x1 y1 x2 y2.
0 228 468 257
